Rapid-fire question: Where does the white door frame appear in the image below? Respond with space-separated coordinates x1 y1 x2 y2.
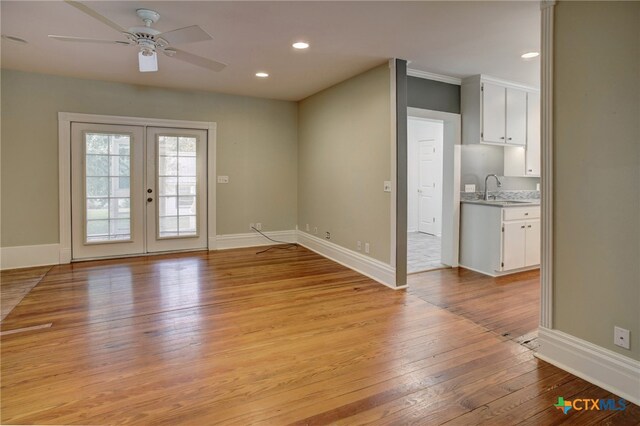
407 108 461 267
58 112 217 264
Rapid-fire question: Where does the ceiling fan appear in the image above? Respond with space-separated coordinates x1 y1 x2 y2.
49 0 226 73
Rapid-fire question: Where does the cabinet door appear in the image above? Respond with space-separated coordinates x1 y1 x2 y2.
526 92 541 176
506 88 527 145
525 220 541 266
482 83 506 143
502 221 526 270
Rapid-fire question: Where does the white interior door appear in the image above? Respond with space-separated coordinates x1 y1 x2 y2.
146 127 208 253
71 123 145 260
418 138 443 236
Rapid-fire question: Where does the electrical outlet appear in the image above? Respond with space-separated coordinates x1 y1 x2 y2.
217 176 229 184
314 227 318 234
465 184 476 193
325 232 330 240
383 181 392 192
614 326 630 350
250 223 254 230
357 241 362 251
256 223 262 231
306 224 310 232
364 242 370 254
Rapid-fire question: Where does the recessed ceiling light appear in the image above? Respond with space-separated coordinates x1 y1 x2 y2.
521 51 540 59
1 35 28 44
255 72 269 78
292 41 310 50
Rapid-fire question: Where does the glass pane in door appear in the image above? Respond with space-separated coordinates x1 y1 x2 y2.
85 133 131 242
157 136 198 238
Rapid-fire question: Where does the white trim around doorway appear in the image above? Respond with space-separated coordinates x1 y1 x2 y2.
58 112 217 264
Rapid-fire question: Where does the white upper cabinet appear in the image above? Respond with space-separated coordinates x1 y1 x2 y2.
505 88 527 146
482 82 506 143
525 91 541 176
462 75 538 148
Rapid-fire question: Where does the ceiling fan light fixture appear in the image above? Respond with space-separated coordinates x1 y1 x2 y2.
139 50 158 72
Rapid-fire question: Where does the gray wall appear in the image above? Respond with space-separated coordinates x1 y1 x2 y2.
1 70 298 247
554 1 639 360
298 64 392 263
407 76 460 114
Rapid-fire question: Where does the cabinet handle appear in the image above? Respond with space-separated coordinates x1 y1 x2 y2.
521 225 525 229
500 137 505 140
525 213 529 216
508 137 513 141
528 225 532 228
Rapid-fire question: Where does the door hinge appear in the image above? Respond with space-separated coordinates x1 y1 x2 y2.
481 132 484 139
481 84 484 92
502 226 504 232
501 262 504 267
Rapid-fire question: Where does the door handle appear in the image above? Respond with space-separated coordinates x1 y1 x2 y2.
147 197 153 203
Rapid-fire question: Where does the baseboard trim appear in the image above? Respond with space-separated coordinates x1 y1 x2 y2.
1 244 60 270
536 327 640 405
296 231 399 289
216 230 297 250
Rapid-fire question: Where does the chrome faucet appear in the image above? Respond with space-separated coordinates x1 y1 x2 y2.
484 174 502 200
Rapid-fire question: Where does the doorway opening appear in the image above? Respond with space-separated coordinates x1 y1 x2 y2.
407 117 445 273
406 108 461 275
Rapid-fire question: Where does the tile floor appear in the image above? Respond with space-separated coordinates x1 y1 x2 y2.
407 231 446 273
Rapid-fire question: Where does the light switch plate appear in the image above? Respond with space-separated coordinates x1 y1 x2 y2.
217 176 229 184
465 184 476 193
383 181 392 192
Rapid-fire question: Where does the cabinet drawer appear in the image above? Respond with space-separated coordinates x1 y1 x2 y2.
503 206 540 221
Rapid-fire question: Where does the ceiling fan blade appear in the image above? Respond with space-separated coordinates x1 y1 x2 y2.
64 0 127 34
158 25 213 45
138 51 158 72
48 35 132 45
163 48 226 72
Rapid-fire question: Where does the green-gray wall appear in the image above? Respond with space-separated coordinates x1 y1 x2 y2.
0 70 298 247
297 64 392 263
407 76 460 114
554 1 640 360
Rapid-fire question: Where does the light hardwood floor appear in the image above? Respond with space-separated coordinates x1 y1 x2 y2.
1 247 638 425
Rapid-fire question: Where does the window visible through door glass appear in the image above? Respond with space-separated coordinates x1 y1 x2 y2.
85 133 131 242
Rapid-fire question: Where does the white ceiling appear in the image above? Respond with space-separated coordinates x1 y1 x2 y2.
0 1 540 101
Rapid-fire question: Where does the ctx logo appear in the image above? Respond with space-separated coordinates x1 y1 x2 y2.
554 397 627 414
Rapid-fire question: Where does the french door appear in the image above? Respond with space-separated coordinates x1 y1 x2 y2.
71 123 207 260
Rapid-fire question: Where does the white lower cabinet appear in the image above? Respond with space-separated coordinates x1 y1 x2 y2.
502 219 540 271
460 203 541 276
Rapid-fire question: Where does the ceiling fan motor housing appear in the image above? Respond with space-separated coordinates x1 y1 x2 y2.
127 10 167 55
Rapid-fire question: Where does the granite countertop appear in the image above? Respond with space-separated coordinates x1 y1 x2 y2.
461 199 541 208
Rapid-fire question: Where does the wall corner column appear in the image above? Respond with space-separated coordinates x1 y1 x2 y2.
540 0 555 329
395 59 408 287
